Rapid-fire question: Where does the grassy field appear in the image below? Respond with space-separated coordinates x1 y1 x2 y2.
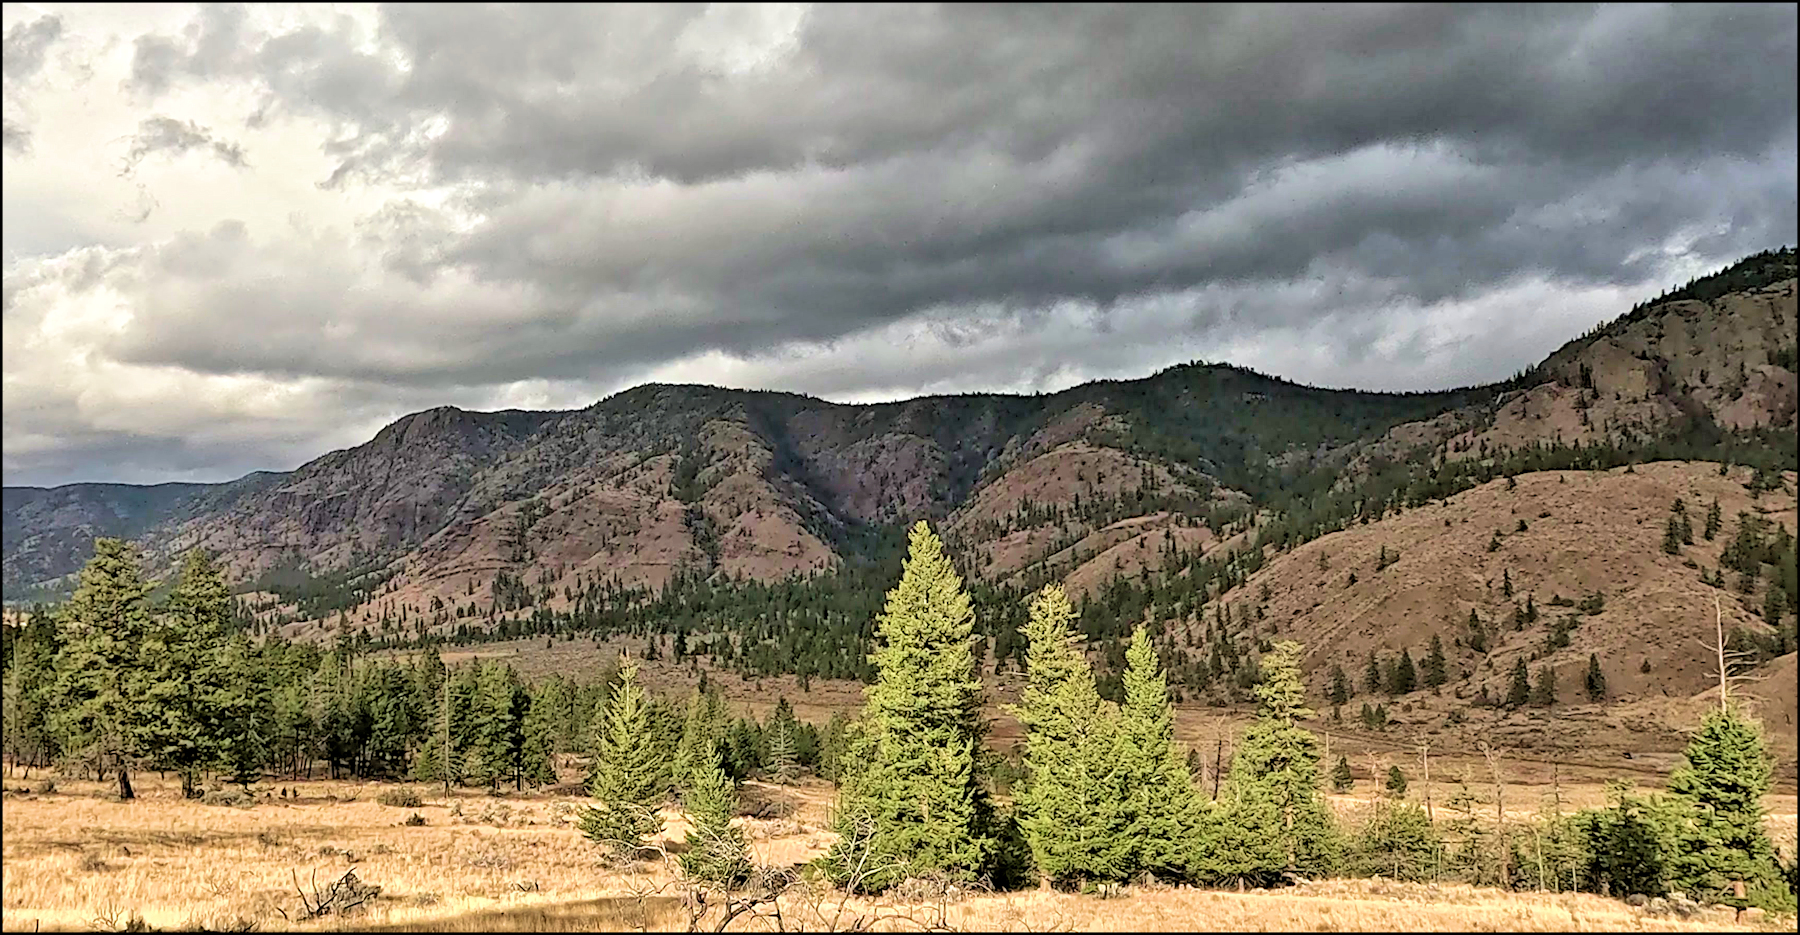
3 769 1794 933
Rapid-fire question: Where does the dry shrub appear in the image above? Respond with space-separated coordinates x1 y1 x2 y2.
32 778 56 794
377 787 424 808
201 787 251 807
79 852 113 873
402 811 426 827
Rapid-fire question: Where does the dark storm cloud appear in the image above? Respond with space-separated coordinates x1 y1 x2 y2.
5 3 1796 486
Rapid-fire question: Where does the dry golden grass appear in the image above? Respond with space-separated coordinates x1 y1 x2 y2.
3 771 1794 933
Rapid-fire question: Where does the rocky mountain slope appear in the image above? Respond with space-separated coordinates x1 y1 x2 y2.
4 250 1796 661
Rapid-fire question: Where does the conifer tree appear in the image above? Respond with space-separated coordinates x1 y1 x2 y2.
50 539 153 799
1584 653 1607 702
1327 664 1349 707
1388 648 1417 696
680 739 752 888
1663 515 1683 554
1330 755 1354 793
1362 650 1381 696
1423 635 1447 690
822 522 996 892
818 711 851 783
1505 656 1531 708
142 549 234 797
1118 624 1201 882
522 680 560 788
1664 705 1787 908
1530 665 1557 707
766 712 799 783
579 658 669 856
1210 640 1340 883
1385 765 1408 797
1705 498 1722 540
1007 585 1130 887
215 632 272 786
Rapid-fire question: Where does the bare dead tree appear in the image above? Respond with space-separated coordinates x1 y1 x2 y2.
1692 594 1766 712
1479 741 1509 889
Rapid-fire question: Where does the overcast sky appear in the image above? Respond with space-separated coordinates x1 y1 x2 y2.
3 3 1795 488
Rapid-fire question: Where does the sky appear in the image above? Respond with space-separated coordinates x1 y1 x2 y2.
2 3 1795 488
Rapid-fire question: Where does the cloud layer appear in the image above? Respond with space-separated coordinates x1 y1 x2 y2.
3 3 1796 486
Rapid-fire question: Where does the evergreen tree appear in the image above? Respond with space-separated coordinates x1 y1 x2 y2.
215 632 272 786
579 658 669 856
1423 635 1447 690
1388 648 1417 696
818 710 851 784
50 540 153 799
1330 755 1353 793
679 740 752 888
1385 765 1408 797
521 679 560 788
766 711 799 783
1362 650 1381 696
1664 705 1787 909
1505 656 1531 708
1118 624 1201 882
1208 640 1341 883
1327 664 1349 707
822 522 997 892
1007 585 1130 887
1704 498 1722 540
1584 653 1607 702
1663 515 1684 554
1530 665 1557 707
140 550 234 797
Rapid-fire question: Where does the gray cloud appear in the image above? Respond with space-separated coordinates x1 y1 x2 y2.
119 116 249 178
3 3 1796 486
2 13 65 154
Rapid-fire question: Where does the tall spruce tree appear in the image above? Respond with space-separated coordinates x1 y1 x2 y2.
579 658 669 856
1008 584 1130 887
1330 755 1354 793
1389 648 1417 696
1208 640 1340 883
1505 656 1532 708
1584 653 1607 702
141 549 234 797
680 739 752 888
1362 650 1381 696
1423 635 1447 690
1530 665 1557 707
50 539 153 799
521 679 560 788
1327 664 1350 707
1117 624 1200 883
822 521 997 892
1664 705 1787 909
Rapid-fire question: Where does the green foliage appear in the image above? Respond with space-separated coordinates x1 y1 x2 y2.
821 522 998 892
1505 656 1531 708
1117 625 1201 882
1530 666 1557 707
1330 755 1353 793
1584 654 1607 702
1664 706 1788 910
1007 585 1131 887
579 659 669 856
1573 783 1683 897
679 740 752 888
51 539 154 797
1387 648 1417 696
1355 801 1441 882
1422 635 1447 690
1385 765 1408 798
1326 664 1349 707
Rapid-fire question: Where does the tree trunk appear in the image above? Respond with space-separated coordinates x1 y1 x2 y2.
181 770 198 799
117 766 135 800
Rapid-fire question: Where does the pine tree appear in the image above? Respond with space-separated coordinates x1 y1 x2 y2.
50 540 153 799
1664 705 1786 909
822 522 997 892
1007 585 1130 887
1385 765 1408 798
141 549 234 797
579 658 669 856
1704 498 1722 540
521 679 560 788
1362 650 1381 696
215 632 272 786
1118 624 1201 882
1584 653 1607 702
818 710 851 784
766 713 799 783
1327 664 1349 707
1423 635 1447 690
1388 648 1417 696
1330 755 1353 793
1530 665 1557 707
1505 656 1531 708
1209 640 1341 883
679 740 752 888
1663 515 1684 554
